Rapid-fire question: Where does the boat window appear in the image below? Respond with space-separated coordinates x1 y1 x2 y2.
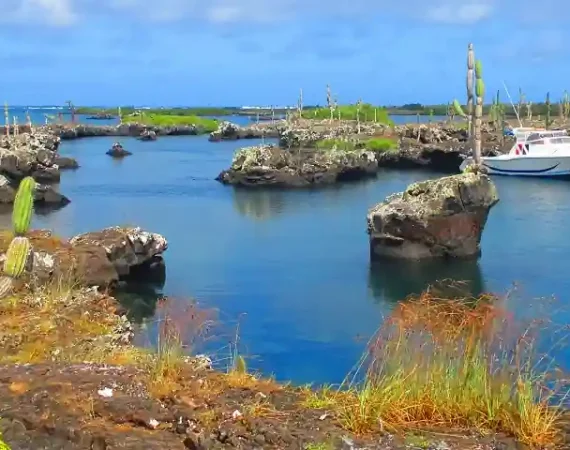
526 133 540 141
530 139 545 145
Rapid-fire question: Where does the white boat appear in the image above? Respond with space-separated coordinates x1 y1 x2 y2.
460 128 570 177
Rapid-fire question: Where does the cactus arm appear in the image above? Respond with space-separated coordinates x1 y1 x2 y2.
4 237 31 278
12 176 35 236
453 99 466 117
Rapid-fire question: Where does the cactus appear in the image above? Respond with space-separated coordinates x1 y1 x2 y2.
518 88 526 120
0 276 14 298
455 44 484 168
473 58 484 165
356 98 363 133
0 177 36 299
4 237 31 278
12 176 35 236
466 43 475 138
546 92 551 129
326 84 333 122
527 102 533 121
3 102 9 137
297 88 304 118
452 99 466 117
563 91 570 120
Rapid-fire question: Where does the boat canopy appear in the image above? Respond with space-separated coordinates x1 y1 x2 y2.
526 130 568 142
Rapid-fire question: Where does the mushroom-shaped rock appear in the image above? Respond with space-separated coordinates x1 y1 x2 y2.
367 172 499 260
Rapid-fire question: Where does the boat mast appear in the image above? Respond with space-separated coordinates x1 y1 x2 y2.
502 81 523 127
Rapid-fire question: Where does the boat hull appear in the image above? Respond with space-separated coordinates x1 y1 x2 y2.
460 156 570 177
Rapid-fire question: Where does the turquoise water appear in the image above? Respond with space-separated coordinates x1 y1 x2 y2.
8 128 569 385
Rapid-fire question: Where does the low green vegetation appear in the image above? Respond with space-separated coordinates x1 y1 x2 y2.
122 113 218 132
303 103 393 125
365 137 398 152
315 137 398 153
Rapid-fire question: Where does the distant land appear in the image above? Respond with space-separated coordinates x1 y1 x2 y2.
4 102 556 118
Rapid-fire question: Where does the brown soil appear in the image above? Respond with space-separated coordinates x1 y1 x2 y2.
0 362 534 450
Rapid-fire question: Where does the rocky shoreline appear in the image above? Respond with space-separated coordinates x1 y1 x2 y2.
7 226 169 288
0 131 74 205
50 123 206 140
215 121 514 188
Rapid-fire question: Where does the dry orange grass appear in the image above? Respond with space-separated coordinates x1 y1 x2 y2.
314 286 570 447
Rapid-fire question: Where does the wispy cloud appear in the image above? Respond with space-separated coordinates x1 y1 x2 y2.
0 0 77 25
426 2 494 24
0 0 510 27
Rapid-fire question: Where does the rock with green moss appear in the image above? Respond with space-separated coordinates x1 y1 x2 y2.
367 173 499 259
217 144 378 187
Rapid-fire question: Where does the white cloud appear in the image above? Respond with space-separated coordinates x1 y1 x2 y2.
426 2 494 24
4 0 566 27
0 0 77 25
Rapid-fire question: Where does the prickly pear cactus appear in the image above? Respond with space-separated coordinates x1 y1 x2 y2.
0 176 35 299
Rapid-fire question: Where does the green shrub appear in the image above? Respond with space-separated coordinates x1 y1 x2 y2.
303 103 393 125
365 137 398 153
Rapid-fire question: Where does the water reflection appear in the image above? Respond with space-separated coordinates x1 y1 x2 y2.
368 259 485 303
232 188 287 220
114 283 163 323
0 202 69 217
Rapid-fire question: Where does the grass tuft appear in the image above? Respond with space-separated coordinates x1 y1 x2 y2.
145 297 216 397
304 288 569 447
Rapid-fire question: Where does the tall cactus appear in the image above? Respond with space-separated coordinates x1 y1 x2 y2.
453 43 483 168
326 84 333 122
466 43 475 138
545 92 551 129
473 59 484 165
0 176 36 299
3 102 9 137
563 91 570 120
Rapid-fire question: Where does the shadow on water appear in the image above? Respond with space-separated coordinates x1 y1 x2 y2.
368 258 485 304
231 176 385 221
113 283 164 323
0 202 70 216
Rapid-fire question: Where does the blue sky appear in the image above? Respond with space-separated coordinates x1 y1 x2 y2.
1 0 569 106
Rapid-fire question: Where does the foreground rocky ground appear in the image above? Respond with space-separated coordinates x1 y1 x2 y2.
0 361 537 450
